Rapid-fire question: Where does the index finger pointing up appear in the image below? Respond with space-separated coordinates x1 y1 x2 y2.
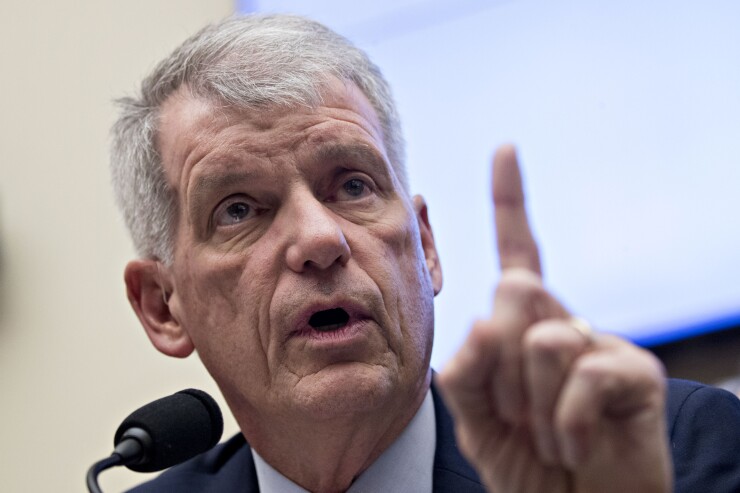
493 144 543 276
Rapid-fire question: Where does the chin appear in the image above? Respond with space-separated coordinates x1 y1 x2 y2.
288 361 402 420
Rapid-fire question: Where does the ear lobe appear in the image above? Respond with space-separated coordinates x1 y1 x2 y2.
413 195 443 295
124 259 194 358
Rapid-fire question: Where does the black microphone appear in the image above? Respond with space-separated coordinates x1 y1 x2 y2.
86 389 223 493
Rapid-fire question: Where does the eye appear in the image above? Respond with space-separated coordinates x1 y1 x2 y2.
337 177 373 200
343 178 366 196
214 197 255 227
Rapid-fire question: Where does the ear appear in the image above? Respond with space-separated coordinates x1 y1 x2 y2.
413 195 443 295
124 259 194 358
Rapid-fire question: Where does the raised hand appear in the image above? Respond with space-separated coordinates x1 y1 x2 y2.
437 145 672 493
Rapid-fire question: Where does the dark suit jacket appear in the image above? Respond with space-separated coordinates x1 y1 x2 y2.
128 379 740 492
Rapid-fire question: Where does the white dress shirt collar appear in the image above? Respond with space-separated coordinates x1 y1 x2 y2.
252 389 436 493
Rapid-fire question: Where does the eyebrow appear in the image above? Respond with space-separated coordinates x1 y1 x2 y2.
313 142 390 174
190 170 254 199
187 170 255 222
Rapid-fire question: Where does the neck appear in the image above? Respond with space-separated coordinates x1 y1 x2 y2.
240 371 431 493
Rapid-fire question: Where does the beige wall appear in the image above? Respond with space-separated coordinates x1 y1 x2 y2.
0 1 237 491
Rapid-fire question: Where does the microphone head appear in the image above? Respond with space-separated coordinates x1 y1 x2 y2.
114 389 224 472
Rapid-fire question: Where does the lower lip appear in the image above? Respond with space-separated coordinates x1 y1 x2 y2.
291 318 373 346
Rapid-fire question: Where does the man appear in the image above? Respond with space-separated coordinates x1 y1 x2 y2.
111 14 740 493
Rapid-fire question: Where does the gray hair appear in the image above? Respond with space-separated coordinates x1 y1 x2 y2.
110 14 407 264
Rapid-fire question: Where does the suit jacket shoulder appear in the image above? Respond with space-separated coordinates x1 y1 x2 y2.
126 433 259 493
431 384 485 492
666 378 740 493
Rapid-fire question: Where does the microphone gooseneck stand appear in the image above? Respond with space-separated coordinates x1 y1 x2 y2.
86 428 149 493
86 455 122 493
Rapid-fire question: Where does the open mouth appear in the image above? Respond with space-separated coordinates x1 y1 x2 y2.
308 308 350 332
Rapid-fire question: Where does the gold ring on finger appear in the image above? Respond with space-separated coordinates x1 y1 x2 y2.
568 316 596 344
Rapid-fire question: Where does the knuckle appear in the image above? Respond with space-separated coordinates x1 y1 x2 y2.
556 407 591 440
571 354 619 389
496 268 544 297
571 346 668 404
524 320 583 359
470 319 502 342
576 352 609 376
600 336 668 385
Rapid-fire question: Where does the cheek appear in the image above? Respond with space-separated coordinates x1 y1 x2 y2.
395 233 436 358
366 208 435 357
373 207 434 296
174 247 277 384
180 256 241 331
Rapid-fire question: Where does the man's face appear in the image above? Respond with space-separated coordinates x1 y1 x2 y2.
151 80 442 432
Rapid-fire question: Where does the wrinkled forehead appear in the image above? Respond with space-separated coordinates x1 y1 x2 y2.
154 78 393 191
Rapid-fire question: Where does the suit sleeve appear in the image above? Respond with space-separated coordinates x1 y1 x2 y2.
669 383 740 493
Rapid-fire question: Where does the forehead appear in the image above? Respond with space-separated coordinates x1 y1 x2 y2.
155 80 390 189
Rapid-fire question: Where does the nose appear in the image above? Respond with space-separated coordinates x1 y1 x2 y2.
283 193 351 272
